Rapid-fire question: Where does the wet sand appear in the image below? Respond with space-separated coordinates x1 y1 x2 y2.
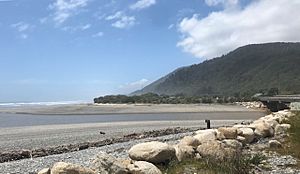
0 104 265 151
0 103 257 115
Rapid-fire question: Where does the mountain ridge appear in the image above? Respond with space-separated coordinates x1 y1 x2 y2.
132 42 300 96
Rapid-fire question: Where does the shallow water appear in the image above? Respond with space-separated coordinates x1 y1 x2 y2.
0 111 265 128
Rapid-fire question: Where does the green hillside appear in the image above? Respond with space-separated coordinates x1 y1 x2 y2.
133 42 300 97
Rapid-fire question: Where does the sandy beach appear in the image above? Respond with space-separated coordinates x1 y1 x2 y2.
0 104 266 174
0 103 257 115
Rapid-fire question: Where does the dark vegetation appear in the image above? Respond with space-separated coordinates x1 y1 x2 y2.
133 42 300 97
94 92 256 104
277 111 300 160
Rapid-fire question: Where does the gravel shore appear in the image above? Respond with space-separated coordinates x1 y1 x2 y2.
0 132 194 174
0 120 252 151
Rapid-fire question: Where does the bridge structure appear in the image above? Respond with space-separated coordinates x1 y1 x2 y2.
259 95 300 112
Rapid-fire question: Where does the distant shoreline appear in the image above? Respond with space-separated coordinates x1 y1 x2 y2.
0 103 261 115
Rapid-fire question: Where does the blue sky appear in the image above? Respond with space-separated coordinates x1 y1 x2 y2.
0 0 299 102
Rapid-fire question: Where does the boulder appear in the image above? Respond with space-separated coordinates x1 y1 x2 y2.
174 144 195 162
217 127 238 139
128 161 162 174
222 139 243 150
92 152 129 174
269 140 282 148
264 119 279 129
233 124 249 128
128 141 176 164
38 168 50 174
195 129 216 135
179 136 200 147
238 127 255 143
196 140 235 160
275 124 291 135
193 131 216 143
51 162 95 174
254 121 274 138
236 136 247 145
216 130 225 140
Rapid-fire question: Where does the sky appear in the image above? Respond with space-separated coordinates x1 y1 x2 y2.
0 0 300 102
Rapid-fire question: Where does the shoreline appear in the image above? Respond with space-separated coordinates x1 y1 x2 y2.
0 103 261 115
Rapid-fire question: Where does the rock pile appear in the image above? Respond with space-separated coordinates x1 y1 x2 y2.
37 110 295 174
236 101 265 109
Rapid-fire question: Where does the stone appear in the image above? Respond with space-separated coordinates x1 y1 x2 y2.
217 127 238 139
233 124 249 128
196 140 236 160
128 141 176 164
195 129 216 135
269 140 282 148
254 121 274 138
92 152 129 174
128 161 162 174
51 162 95 174
174 144 195 162
264 119 279 129
216 130 226 140
236 136 247 145
238 127 255 143
38 168 50 174
193 131 216 143
275 124 291 135
222 139 243 150
179 136 200 147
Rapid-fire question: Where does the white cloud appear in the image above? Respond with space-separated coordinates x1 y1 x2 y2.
106 11 136 29
62 24 91 32
105 11 123 20
168 24 174 30
130 0 156 10
118 79 150 94
92 31 104 38
177 0 300 59
81 24 91 30
112 16 136 29
11 22 34 39
204 0 238 7
49 0 89 24
11 22 31 32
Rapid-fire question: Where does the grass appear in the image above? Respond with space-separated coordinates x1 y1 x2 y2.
275 111 300 167
160 153 266 174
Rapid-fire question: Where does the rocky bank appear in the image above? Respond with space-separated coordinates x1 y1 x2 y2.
29 109 300 174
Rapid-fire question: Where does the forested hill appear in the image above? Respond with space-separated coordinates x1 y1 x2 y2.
133 42 300 97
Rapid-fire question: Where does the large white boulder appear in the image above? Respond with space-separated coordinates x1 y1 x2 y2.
193 130 216 143
196 140 236 160
222 139 243 150
128 141 176 164
179 136 200 147
174 144 195 162
217 127 238 139
51 162 95 174
238 127 255 143
92 152 129 174
128 161 162 174
195 129 216 135
38 168 50 174
253 121 274 138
